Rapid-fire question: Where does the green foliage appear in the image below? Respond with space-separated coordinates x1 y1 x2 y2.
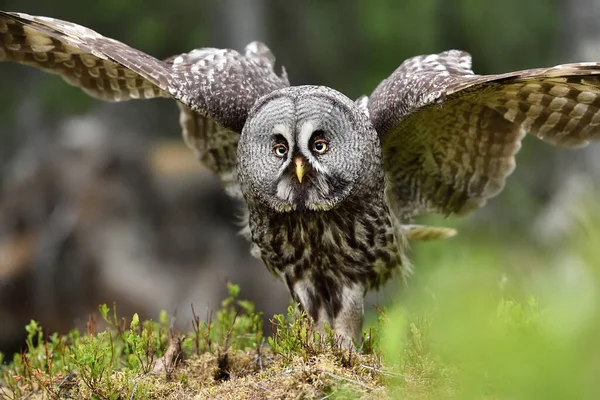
98 306 169 375
214 283 263 351
380 199 600 399
2 201 600 398
70 333 115 398
0 304 171 399
183 282 263 358
0 283 385 398
268 304 337 358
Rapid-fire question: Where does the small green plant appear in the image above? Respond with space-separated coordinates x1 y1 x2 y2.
268 302 373 373
70 332 113 397
0 303 174 399
268 304 332 358
0 282 388 399
214 282 264 352
183 282 264 358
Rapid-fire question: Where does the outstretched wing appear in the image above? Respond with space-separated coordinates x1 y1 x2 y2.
0 11 175 101
0 11 288 133
0 11 289 199
368 50 600 218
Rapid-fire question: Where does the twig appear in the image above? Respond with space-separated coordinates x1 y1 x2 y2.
20 392 33 400
250 382 268 391
373 305 389 322
223 308 241 352
359 364 404 378
359 364 431 381
55 373 76 390
256 337 265 370
129 381 139 400
316 369 375 391
318 393 334 400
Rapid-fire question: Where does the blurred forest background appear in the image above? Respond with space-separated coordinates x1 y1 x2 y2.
0 0 598 356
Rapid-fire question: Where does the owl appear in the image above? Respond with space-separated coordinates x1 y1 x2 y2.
1 11 599 344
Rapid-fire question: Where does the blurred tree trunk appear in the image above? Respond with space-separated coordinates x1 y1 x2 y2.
562 0 600 61
209 0 268 50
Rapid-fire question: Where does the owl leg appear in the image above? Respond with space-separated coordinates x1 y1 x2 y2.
290 278 364 347
331 282 365 346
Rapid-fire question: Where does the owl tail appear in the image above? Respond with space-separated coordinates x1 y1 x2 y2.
404 224 457 241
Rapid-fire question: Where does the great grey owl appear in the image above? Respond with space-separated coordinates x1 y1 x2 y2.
2 11 600 344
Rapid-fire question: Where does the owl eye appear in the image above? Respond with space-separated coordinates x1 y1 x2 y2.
312 139 329 154
273 142 288 158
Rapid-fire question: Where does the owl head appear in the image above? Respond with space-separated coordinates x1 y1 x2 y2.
237 86 383 213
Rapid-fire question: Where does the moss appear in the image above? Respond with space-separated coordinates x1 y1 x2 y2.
0 284 391 399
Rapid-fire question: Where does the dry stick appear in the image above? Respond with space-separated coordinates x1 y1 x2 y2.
373 305 389 322
223 308 241 352
44 330 52 375
359 364 405 378
359 364 431 381
315 369 376 391
283 368 376 392
190 304 201 355
108 333 115 369
256 337 266 370
205 308 213 353
157 309 182 377
54 373 75 390
249 382 268 391
129 381 139 400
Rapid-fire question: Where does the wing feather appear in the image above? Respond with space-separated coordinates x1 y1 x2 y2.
0 11 288 132
0 11 172 100
0 11 289 199
368 51 600 218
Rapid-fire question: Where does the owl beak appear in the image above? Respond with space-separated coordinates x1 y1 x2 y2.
294 156 306 183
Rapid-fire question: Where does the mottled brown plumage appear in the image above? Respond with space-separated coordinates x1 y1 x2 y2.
368 51 600 217
248 200 405 341
1 11 600 345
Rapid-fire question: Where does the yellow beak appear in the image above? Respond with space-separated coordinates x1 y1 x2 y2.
294 156 306 183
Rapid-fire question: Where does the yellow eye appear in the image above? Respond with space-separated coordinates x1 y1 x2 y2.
273 143 288 157
312 139 328 154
